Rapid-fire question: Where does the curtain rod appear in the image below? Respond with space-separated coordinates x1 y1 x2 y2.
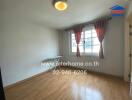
64 16 112 31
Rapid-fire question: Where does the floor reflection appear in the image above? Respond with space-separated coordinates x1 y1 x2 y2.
71 81 103 100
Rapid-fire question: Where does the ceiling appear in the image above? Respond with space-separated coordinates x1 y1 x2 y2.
3 0 128 30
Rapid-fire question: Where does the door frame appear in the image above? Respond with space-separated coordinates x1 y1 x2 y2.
124 0 132 81
124 12 132 97
124 18 130 82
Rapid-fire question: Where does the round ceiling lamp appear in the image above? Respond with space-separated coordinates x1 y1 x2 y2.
53 0 68 11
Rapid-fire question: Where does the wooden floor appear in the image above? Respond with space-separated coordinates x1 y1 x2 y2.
5 67 131 100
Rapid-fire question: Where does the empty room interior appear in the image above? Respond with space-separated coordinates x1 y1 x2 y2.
1 0 132 100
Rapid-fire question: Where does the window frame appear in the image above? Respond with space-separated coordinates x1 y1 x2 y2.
70 26 100 56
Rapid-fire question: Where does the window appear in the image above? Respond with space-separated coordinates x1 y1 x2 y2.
71 26 100 55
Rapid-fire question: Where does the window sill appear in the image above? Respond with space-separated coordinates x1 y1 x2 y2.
70 52 99 57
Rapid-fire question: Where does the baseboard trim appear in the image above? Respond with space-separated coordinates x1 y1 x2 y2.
4 67 57 91
61 65 124 79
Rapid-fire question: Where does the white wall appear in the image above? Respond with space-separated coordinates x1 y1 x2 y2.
126 1 132 18
103 17 124 77
61 17 124 77
0 1 59 87
58 31 63 56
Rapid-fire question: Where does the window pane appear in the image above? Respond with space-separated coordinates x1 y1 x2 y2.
85 32 91 38
72 36 75 38
92 32 97 37
72 42 76 47
92 29 96 33
72 33 76 52
71 27 101 54
92 46 100 53
72 37 75 40
71 33 84 53
72 32 83 38
85 30 91 34
72 38 75 42
85 38 92 53
85 38 92 46
92 38 100 45
85 46 92 53
72 46 77 52
81 32 84 37
79 45 84 52
79 42 83 45
72 40 76 52
72 34 75 37
79 38 83 45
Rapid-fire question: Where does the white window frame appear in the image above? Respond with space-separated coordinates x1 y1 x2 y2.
70 26 100 56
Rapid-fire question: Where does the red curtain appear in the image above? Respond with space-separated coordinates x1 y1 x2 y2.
94 19 107 58
73 26 83 57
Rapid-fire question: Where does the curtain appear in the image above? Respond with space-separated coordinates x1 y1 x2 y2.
94 19 107 59
73 26 83 57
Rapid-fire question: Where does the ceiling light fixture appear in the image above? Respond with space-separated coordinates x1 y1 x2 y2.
53 0 68 11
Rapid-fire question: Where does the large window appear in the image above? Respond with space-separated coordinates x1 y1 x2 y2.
71 26 100 55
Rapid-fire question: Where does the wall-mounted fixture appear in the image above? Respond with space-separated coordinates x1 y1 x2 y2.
53 0 68 11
